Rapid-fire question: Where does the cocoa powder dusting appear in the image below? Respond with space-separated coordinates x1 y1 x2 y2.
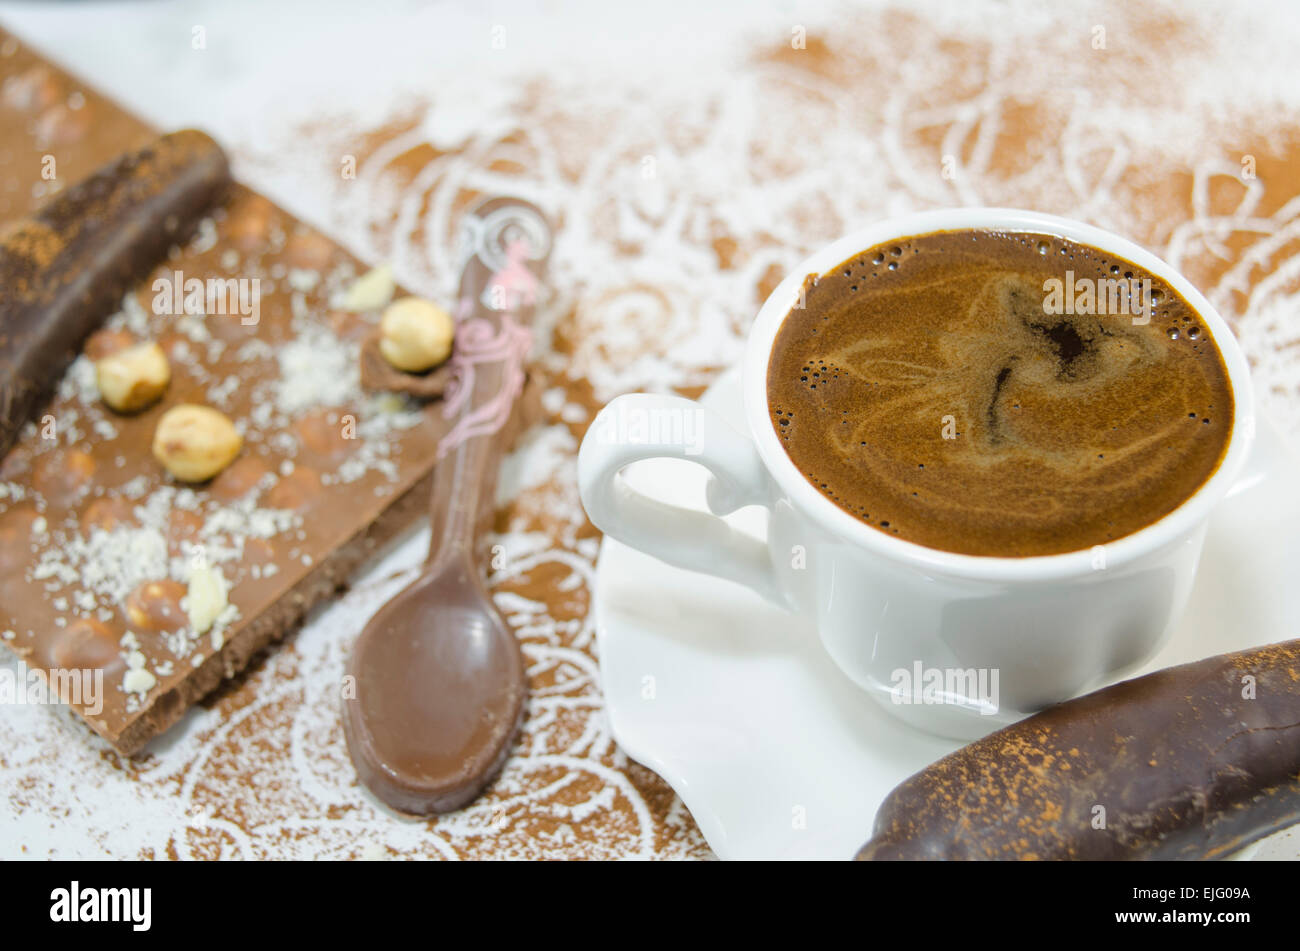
4 2 1300 859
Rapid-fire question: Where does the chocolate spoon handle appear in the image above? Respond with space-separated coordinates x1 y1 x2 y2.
424 340 510 572
428 196 550 564
343 198 551 814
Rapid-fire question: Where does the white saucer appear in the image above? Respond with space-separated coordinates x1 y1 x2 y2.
594 366 1300 860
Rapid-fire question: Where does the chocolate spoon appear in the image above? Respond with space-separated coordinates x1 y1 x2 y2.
343 197 551 814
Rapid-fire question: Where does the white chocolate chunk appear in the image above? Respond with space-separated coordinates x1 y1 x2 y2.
342 263 395 312
186 562 228 635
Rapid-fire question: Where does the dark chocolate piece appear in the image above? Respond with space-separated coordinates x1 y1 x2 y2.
858 640 1300 860
0 129 231 459
344 198 551 814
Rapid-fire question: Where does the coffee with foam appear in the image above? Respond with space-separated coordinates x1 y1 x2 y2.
767 229 1233 557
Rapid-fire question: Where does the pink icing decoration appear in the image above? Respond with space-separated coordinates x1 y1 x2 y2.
489 239 540 309
436 239 538 457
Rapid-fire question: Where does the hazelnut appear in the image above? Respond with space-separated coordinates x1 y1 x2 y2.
32 449 95 505
95 341 170 413
227 195 274 251
124 579 187 631
82 497 134 533
152 404 242 482
378 297 454 373
0 506 41 576
284 230 336 270
51 618 121 671
293 409 356 463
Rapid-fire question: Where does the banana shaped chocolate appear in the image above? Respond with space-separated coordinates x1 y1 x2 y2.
859 640 1300 860
0 129 230 458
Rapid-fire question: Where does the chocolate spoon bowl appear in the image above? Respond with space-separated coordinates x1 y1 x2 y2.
343 197 551 814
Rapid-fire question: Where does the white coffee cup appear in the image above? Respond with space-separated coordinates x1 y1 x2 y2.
578 208 1256 738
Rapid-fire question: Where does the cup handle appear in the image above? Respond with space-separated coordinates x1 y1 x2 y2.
578 393 787 606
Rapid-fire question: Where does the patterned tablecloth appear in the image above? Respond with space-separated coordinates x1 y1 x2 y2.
2 0 1299 859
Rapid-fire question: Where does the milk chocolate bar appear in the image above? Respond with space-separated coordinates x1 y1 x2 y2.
0 43 546 754
0 129 231 458
858 640 1300 860
0 178 457 753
